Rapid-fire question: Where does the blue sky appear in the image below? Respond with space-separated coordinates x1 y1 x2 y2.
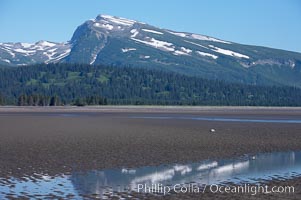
0 0 300 52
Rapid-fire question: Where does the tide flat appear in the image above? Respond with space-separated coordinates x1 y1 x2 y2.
1 106 301 199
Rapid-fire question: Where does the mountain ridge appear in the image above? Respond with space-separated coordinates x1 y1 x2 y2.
1 14 301 87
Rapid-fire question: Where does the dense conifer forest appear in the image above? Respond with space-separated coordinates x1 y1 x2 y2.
0 63 301 106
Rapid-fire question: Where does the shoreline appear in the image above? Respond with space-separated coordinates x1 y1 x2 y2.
1 105 301 113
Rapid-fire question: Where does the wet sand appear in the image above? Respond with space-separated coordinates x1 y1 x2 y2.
1 106 301 199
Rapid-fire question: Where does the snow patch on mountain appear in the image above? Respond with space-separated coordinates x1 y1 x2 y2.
168 31 230 44
209 45 249 59
122 48 136 53
21 43 32 48
292 62 296 68
14 49 36 54
142 29 163 35
130 29 139 38
196 51 218 59
173 47 192 56
37 41 56 48
174 50 188 56
47 48 57 53
48 49 71 63
132 38 175 52
191 34 231 44
27 41 58 51
99 15 136 26
2 59 11 63
167 31 187 37
94 22 114 30
43 51 55 58
90 53 98 65
0 46 16 57
181 47 192 54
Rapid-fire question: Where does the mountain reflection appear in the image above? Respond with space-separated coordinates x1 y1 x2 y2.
70 151 301 196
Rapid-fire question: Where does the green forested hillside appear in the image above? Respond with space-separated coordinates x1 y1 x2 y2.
0 63 301 106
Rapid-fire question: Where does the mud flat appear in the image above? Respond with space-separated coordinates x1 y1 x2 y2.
0 106 301 199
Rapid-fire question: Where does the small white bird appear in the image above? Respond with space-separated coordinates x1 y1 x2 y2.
210 129 216 133
251 156 256 160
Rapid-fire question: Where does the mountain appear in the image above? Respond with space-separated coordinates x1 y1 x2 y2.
1 14 301 87
0 41 70 66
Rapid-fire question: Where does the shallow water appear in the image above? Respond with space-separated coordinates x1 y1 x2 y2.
1 151 301 198
129 116 301 123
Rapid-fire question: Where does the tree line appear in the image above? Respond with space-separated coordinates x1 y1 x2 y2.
16 94 108 106
0 63 301 106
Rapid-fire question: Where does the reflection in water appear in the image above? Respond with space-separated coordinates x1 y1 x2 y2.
70 151 301 197
129 116 301 124
197 161 218 171
1 151 301 198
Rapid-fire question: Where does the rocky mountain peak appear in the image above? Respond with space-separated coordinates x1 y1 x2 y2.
1 14 301 87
